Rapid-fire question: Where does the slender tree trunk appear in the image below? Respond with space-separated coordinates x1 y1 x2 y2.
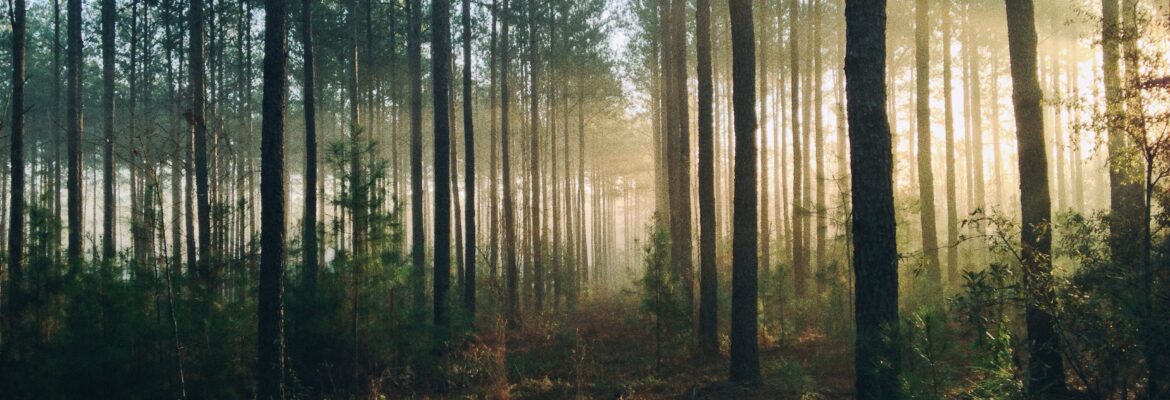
664 0 694 310
489 0 500 290
991 53 1004 209
408 0 427 315
53 0 63 252
527 0 544 312
501 0 520 327
101 0 117 267
846 1 902 397
813 0 827 296
190 0 212 291
432 0 453 345
1102 0 1142 276
788 0 806 297
728 0 759 384
301 0 319 286
970 36 985 213
1004 1 1068 397
696 0 718 358
942 3 959 288
66 0 83 271
757 0 770 274
7 0 28 344
256 0 289 396
461 0 477 317
915 0 942 303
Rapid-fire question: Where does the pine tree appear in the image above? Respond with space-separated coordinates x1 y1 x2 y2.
1004 0 1067 396
696 0 718 358
728 0 760 384
845 0 903 396
257 0 289 396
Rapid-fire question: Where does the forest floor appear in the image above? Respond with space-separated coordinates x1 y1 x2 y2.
450 293 855 399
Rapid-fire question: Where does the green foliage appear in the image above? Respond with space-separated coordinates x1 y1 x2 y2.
637 220 690 369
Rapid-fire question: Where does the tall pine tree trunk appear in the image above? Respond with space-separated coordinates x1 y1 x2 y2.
1101 0 1141 272
256 0 289 396
696 0 718 358
728 0 760 384
301 0 319 286
66 0 83 271
527 0 544 312
432 0 453 344
461 0 477 317
788 0 806 297
501 0 520 326
942 2 959 287
101 0 117 267
847 0 902 396
7 0 27 338
915 0 942 303
1004 0 1068 396
408 0 427 315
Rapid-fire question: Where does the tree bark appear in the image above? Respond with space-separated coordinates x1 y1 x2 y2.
408 0 427 315
943 2 959 288
257 0 289 396
664 0 694 310
432 0 453 345
788 0 806 297
1101 0 1142 281
696 0 718 358
7 0 27 341
728 0 760 384
190 0 211 285
66 0 83 271
1004 0 1068 396
501 0 520 327
101 0 117 267
301 0 319 286
461 0 477 317
489 0 500 291
845 0 902 397
915 0 942 303
527 0 544 312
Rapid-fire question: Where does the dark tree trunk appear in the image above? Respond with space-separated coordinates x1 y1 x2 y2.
526 0 544 312
845 0 902 397
728 0 759 384
501 0 519 327
346 0 364 256
7 0 27 339
915 0 942 303
1004 0 1067 397
696 0 718 358
788 0 806 297
301 0 319 287
461 0 477 318
489 0 500 295
66 0 83 271
53 0 62 252
432 0 453 344
190 0 211 285
942 2 959 288
757 0 770 275
101 0 117 267
666 0 694 312
408 0 427 315
257 0 289 396
1101 0 1142 282
813 0 826 296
